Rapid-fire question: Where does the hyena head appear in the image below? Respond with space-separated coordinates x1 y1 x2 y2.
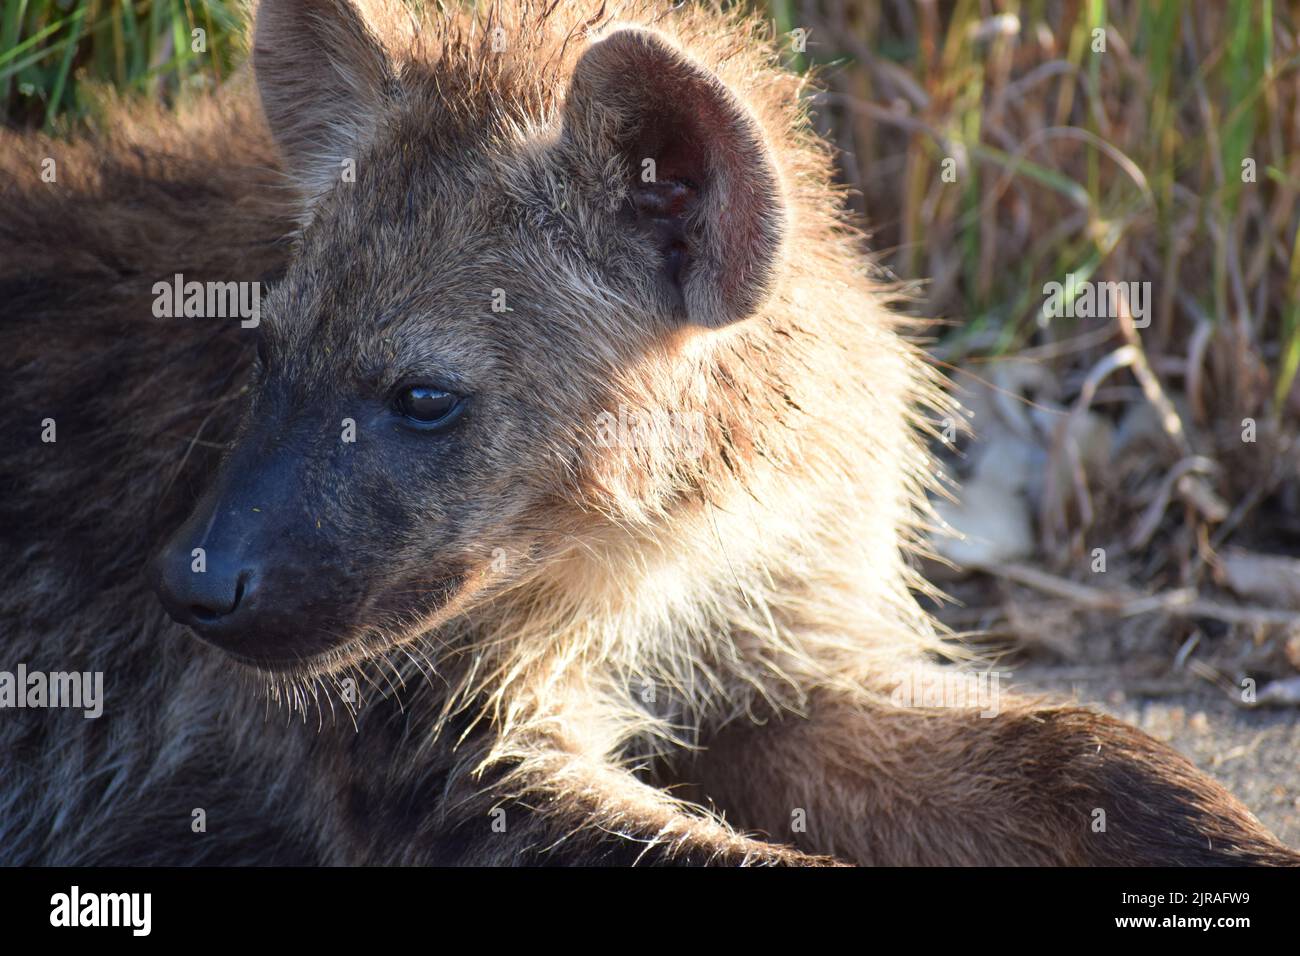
152 0 791 671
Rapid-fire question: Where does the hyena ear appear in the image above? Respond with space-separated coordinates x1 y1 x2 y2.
563 27 788 328
253 0 412 208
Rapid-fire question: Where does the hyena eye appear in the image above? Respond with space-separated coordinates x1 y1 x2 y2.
394 386 464 430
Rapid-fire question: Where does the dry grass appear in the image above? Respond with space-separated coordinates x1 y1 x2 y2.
781 1 1300 687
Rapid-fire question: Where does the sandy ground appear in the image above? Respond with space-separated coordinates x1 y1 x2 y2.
1017 665 1300 847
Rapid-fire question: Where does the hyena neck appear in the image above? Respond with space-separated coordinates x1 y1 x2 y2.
430 314 945 765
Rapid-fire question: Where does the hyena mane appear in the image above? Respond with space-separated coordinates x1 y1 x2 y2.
0 0 1295 866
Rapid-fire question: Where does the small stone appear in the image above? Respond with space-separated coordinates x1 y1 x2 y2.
1285 629 1300 670
1167 706 1186 731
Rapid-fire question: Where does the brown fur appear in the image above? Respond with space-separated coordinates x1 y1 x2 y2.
0 0 1294 866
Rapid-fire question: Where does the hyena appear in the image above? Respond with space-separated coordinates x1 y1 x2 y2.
0 0 1295 866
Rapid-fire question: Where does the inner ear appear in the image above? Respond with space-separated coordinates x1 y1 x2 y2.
564 27 788 328
626 113 709 290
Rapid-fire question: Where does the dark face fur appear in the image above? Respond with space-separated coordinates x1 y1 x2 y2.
152 0 786 672
154 143 588 670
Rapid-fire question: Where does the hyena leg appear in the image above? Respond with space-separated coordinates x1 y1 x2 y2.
499 757 840 866
338 742 834 866
682 686 1299 865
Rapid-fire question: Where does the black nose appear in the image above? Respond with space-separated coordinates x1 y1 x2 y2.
151 514 361 667
153 545 258 633
149 435 368 668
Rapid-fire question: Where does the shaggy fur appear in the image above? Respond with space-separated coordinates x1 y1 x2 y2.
0 0 1295 866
